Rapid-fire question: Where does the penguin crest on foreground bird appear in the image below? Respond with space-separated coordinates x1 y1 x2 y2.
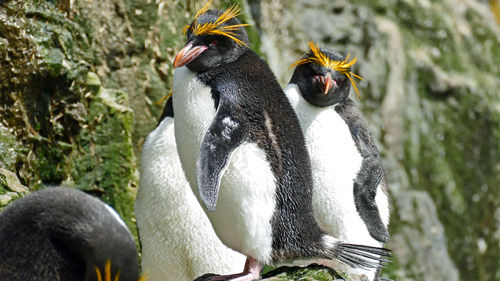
171 2 390 280
136 97 246 281
0 187 141 281
286 42 391 280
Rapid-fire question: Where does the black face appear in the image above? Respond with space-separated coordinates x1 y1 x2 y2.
182 10 249 73
289 50 351 107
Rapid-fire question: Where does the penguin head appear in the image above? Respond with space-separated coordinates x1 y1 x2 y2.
289 42 362 107
173 1 250 72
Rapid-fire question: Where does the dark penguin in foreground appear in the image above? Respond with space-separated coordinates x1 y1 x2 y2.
171 2 390 280
285 42 391 280
0 187 141 281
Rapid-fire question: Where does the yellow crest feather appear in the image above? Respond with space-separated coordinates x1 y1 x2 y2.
183 1 249 46
137 273 148 281
95 266 103 281
290 42 364 98
155 91 172 105
94 260 132 281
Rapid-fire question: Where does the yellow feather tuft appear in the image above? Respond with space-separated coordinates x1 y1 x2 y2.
105 260 111 281
113 271 121 281
194 0 214 22
290 42 364 98
155 91 172 105
184 1 249 46
94 260 146 281
95 266 103 281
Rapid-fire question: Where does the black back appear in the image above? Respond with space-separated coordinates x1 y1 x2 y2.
157 97 173 126
196 50 327 262
0 187 140 281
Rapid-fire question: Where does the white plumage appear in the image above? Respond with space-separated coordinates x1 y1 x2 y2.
136 115 246 281
285 83 390 280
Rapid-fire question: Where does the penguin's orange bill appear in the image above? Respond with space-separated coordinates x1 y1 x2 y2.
173 42 208 68
319 72 336 94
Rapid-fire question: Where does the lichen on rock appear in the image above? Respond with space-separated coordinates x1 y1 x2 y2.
0 0 138 239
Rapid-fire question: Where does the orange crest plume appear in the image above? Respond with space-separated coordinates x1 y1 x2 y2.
95 260 147 281
290 42 364 98
182 0 250 46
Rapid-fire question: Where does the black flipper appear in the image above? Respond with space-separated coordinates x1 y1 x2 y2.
352 126 390 243
335 100 389 243
197 101 249 212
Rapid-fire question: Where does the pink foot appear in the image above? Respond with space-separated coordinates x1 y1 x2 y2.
210 257 262 281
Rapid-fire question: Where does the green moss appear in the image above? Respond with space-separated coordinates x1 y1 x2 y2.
70 86 137 239
262 265 345 281
344 1 500 280
0 125 20 170
0 168 28 210
402 54 500 281
1 0 139 241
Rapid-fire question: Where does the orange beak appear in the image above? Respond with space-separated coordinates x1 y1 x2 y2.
173 42 208 68
322 72 334 94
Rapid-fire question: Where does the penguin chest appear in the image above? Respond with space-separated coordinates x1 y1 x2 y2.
285 84 365 240
172 66 216 193
209 142 276 263
301 108 364 235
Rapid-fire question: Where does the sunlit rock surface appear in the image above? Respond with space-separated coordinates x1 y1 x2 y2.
250 0 500 280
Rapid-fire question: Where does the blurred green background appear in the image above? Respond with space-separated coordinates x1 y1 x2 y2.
1 0 500 280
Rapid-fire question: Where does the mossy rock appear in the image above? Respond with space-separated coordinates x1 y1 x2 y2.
0 0 138 239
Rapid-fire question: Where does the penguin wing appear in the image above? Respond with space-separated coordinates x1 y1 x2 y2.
352 126 390 243
197 101 249 212
157 97 173 127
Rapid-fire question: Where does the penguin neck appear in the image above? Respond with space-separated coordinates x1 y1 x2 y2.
284 83 337 113
172 65 218 197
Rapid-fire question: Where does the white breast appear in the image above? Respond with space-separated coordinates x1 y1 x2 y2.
172 66 216 195
285 84 385 242
285 83 385 280
172 67 276 264
285 84 389 280
136 117 246 281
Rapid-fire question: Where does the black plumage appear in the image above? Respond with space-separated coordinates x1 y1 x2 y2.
0 187 140 281
336 100 390 243
195 49 331 260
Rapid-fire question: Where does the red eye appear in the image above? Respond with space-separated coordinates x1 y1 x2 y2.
210 40 218 46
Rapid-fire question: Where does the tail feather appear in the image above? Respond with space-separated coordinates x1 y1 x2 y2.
321 236 391 270
340 243 392 257
340 245 387 262
337 254 379 269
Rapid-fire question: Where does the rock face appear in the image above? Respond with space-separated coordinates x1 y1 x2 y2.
1 0 500 281
0 0 144 238
250 0 500 280
389 191 460 281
